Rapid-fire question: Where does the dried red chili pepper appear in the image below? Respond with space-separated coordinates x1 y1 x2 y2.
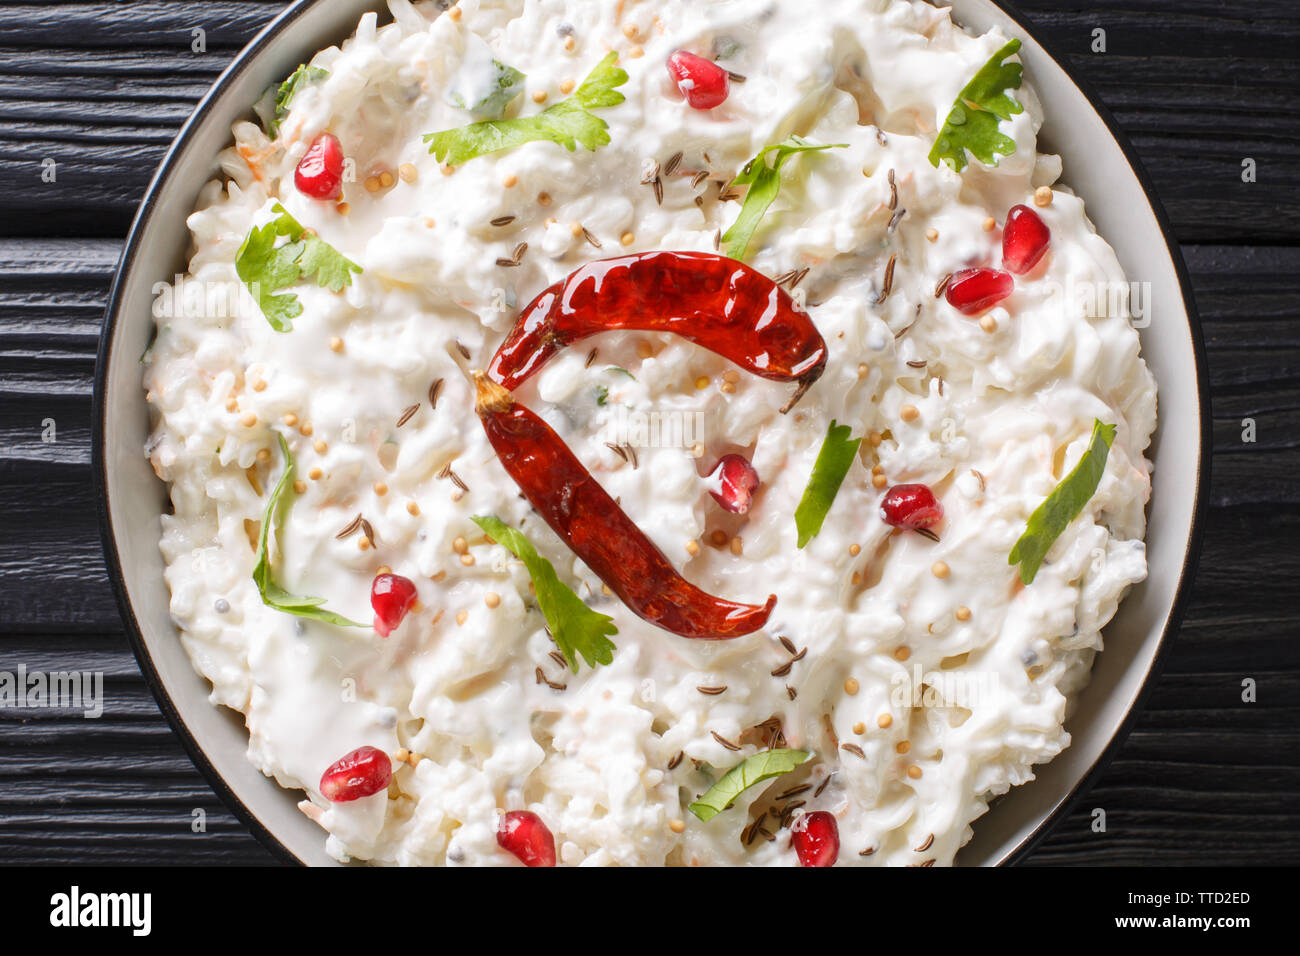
473 371 776 639
487 252 827 413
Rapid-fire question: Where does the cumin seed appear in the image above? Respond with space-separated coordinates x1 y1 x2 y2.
605 442 629 462
664 151 683 176
859 846 877 856
841 742 867 760
495 257 518 267
907 360 928 369
667 750 684 771
623 444 638 469
971 468 987 493
915 527 940 543
396 403 419 427
876 254 897 304
935 273 952 298
915 833 935 852
727 70 747 83
582 226 602 249
786 685 797 700
691 169 709 190
888 168 897 210
697 685 727 695
585 348 598 368
335 514 363 539
359 518 376 548
814 773 834 798
512 241 528 263
770 660 793 678
779 635 797 655
429 378 444 408
888 208 907 233
711 731 741 752
535 666 546 685
490 215 516 227
549 651 567 668
775 783 812 801
652 177 663 205
454 340 471 360
713 229 721 251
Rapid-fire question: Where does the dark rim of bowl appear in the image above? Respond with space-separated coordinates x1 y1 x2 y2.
93 0 1210 867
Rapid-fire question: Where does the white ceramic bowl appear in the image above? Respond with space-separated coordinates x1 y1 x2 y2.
94 0 1209 866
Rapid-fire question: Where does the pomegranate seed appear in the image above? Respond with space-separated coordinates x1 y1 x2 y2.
792 811 839 867
707 454 760 514
371 573 417 637
666 51 730 110
880 483 944 531
295 132 345 200
497 810 557 867
1001 204 1051 274
944 267 1013 316
320 746 391 802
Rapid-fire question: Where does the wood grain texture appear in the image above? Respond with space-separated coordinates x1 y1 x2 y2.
0 0 1296 866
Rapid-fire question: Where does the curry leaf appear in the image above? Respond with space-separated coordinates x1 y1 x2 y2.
794 420 862 548
1009 419 1117 584
688 749 812 822
252 434 366 627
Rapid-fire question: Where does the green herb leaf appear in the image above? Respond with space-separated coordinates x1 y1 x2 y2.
605 366 636 380
424 52 628 166
794 420 862 548
252 434 366 627
594 385 609 406
448 59 526 120
722 136 848 260
928 38 1024 173
1009 420 1117 585
269 64 328 138
688 749 812 822
471 515 617 672
235 203 361 331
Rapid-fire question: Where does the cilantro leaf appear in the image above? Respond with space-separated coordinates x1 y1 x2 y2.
424 52 628 166
688 749 812 822
268 64 328 138
235 203 361 331
722 136 848 261
471 515 617 672
1009 419 1117 585
795 420 862 548
928 39 1024 172
252 434 366 627
594 384 609 406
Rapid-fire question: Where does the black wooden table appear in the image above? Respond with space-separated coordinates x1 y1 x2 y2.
1 0 1296 866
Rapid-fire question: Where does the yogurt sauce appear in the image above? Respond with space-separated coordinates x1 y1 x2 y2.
143 0 1156 866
